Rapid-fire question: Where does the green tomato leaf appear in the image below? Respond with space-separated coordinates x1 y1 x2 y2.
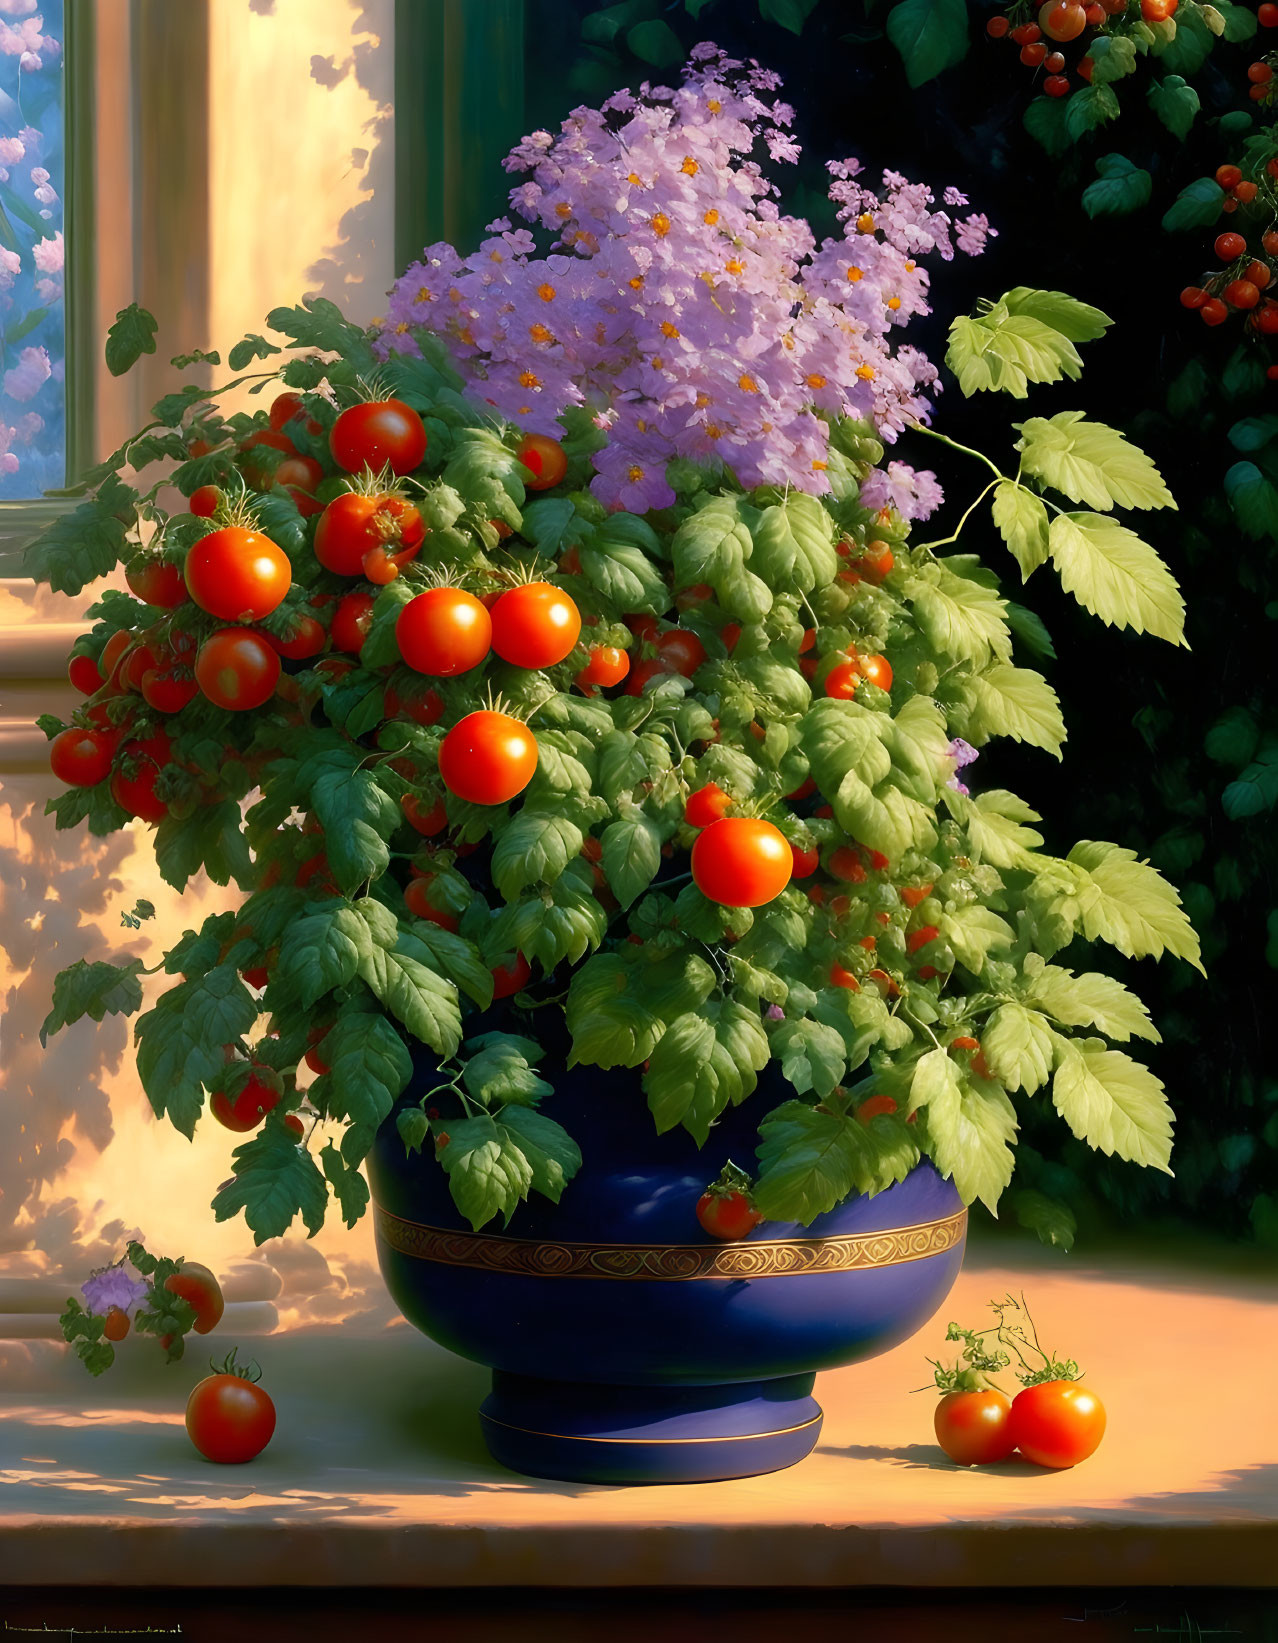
1051 1045 1174 1174
1010 1188 1077 1251
961 663 1066 758
134 966 259 1140
751 493 838 592
1028 965 1161 1043
435 1114 534 1230
276 903 372 1009
1087 34 1140 83
981 1004 1057 1094
1081 153 1153 219
566 952 667 1069
462 1037 554 1106
753 1101 918 1224
903 560 1011 666
1162 176 1226 233
321 1009 414 1164
1225 460 1278 540
1023 94 1073 158
644 999 770 1144
320 1138 371 1229
991 481 1050 580
772 1015 848 1098
1016 412 1175 512
1067 839 1204 973
909 1047 1018 1215
357 935 462 1057
1047 513 1186 645
40 958 144 1046
104 303 159 377
884 0 969 86
600 812 663 909
1001 287 1113 343
1147 74 1199 140
212 1123 329 1246
491 810 584 901
496 1105 583 1204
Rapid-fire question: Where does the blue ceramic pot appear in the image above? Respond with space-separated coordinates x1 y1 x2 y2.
367 1044 965 1485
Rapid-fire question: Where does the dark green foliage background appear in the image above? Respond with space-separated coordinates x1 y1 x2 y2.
494 0 1277 1248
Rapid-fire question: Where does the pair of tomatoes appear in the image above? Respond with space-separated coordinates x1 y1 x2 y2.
935 1380 1106 1469
395 581 581 676
823 649 893 698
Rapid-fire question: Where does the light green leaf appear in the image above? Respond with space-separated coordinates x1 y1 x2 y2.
1016 412 1175 512
884 0 969 84
1028 965 1161 1043
964 663 1066 758
1082 154 1153 219
946 307 1083 398
941 905 1016 973
951 788 1045 870
1051 1045 1174 1174
991 481 1050 580
566 952 666 1068
462 1037 554 1107
1068 839 1204 973
751 493 838 592
1087 34 1140 83
582 517 670 614
671 495 771 622
357 937 462 1057
909 1047 1018 1215
490 863 608 972
498 1106 583 1204
905 561 1011 666
1048 513 1186 645
1065 83 1120 141
981 1004 1056 1093
435 1115 534 1231
1001 288 1113 343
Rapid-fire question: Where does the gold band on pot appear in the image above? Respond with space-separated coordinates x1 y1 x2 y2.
372 1203 966 1280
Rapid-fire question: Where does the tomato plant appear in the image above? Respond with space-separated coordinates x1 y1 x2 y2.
696 1165 765 1239
185 1349 276 1464
517 432 568 490
576 644 630 691
314 490 425 579
684 781 732 829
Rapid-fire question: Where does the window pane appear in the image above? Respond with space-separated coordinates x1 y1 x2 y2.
0 0 64 500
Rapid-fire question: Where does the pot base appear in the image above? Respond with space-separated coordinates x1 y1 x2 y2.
479 1368 823 1484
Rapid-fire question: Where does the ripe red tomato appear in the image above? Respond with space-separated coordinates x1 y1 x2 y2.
185 527 291 622
127 557 189 608
186 1362 276 1464
195 629 282 711
860 653 893 692
1245 259 1272 290
856 1093 898 1123
685 781 732 829
824 658 861 699
1216 231 1247 262
829 962 860 990
576 644 630 691
907 924 940 955
188 485 221 519
934 1390 1016 1465
1009 20 1041 40
1038 0 1086 38
1201 298 1229 326
623 655 676 695
284 1113 306 1137
314 491 425 578
210 1070 283 1132
163 1262 225 1334
1008 1381 1106 1468
330 399 427 476
404 876 460 929
438 711 538 804
141 668 199 714
517 432 568 490
653 627 707 678
1043 73 1071 95
986 13 1009 34
397 588 492 675
385 681 444 724
264 613 327 661
900 883 934 909
272 454 324 494
110 741 170 823
691 817 793 907
696 1190 763 1240
829 846 867 884
50 727 115 787
99 630 134 681
331 591 376 655
67 654 103 695
491 952 533 998
1020 40 1047 64
401 792 448 836
1261 0 1278 22
490 582 582 669
240 428 297 488
789 841 819 878
1225 278 1261 309
119 642 162 694
1216 164 1244 191
102 1306 131 1342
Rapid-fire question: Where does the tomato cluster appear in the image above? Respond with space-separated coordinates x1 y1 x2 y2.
984 0 1138 100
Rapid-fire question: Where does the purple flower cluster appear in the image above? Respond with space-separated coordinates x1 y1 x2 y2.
375 46 992 512
82 1258 149 1319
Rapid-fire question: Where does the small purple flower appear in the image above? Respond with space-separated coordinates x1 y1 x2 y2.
82 1259 149 1319
766 1003 785 1021
946 738 979 796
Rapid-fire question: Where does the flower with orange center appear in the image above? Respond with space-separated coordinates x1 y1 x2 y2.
707 98 721 112
627 465 645 484
458 326 475 346
781 334 795 350
905 260 916 271
847 267 863 282
806 373 827 389
518 370 541 390
681 156 699 175
629 276 644 290
812 459 828 471
489 249 504 262
704 208 719 225
651 212 671 237
705 424 723 440
537 283 556 302
856 212 875 234
413 286 433 304
627 172 643 185
887 297 901 311
528 322 554 344
725 258 745 274
856 364 876 381
660 321 680 338
651 357 665 371
738 374 758 393
555 202 573 219
394 321 410 335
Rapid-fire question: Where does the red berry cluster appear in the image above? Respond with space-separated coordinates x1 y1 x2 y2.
984 0 1173 98
1181 228 1278 340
